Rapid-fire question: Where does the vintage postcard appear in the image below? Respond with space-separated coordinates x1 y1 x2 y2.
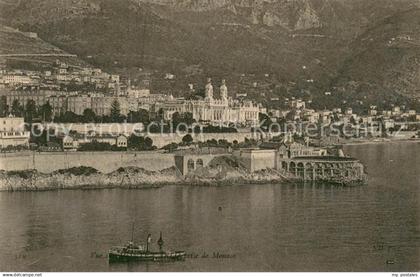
0 0 419 275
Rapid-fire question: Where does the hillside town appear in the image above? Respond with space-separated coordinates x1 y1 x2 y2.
0 60 419 154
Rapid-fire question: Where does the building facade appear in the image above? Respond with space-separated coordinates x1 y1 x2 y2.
0 116 30 148
154 79 260 124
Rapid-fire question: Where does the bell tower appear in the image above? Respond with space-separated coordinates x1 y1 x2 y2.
205 78 214 101
220 79 228 102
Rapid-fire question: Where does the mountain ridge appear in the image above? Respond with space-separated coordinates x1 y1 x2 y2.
1 0 420 109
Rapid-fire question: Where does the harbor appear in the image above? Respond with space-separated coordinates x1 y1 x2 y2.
0 142 418 272
0 136 368 191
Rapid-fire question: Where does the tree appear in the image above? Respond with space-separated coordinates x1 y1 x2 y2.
110 99 121 123
55 111 81 123
30 126 61 147
144 137 153 150
79 140 113 151
183 112 195 126
285 110 297 121
128 134 144 149
182 134 193 145
127 109 149 124
82 108 96 123
173 112 195 131
127 135 154 150
11 99 23 117
39 101 53 122
218 139 230 147
25 99 37 123
258 112 273 131
0 96 7 117
162 142 178 152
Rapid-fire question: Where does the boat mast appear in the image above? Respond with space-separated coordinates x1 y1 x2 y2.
158 232 164 253
146 234 151 252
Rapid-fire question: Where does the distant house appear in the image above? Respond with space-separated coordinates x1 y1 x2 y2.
290 99 306 110
58 68 67 74
23 32 38 38
110 74 120 83
383 119 395 129
63 136 79 151
408 110 416 116
116 135 127 149
164 73 175 80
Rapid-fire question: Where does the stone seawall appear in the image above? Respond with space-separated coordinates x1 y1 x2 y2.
148 132 260 148
0 151 174 173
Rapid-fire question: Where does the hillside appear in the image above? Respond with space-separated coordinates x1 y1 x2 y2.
0 0 366 82
333 9 420 101
0 0 419 110
0 24 88 69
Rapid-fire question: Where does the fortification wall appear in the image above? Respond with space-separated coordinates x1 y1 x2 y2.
0 151 174 173
0 132 264 173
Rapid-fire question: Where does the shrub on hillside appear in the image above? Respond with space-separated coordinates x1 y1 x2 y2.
54 166 99 176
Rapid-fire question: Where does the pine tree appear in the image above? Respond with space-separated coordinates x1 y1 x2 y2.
25 100 37 123
11 99 23 117
39 101 53 122
110 99 121 123
0 96 7 117
83 108 96 123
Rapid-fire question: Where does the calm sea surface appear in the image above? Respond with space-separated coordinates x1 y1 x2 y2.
0 142 419 272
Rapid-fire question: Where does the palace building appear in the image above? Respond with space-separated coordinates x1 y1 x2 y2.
153 79 261 124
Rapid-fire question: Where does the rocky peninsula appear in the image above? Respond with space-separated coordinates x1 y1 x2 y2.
0 166 294 192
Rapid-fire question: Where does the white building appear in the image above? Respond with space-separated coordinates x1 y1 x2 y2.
63 136 79 151
110 74 120 83
164 73 176 80
0 116 30 148
408 110 416 116
116 135 128 148
290 99 306 110
2 74 33 85
127 88 150 99
392 106 401 116
155 79 261 124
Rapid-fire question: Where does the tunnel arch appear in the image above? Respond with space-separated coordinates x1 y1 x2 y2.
196 159 204 168
187 159 195 172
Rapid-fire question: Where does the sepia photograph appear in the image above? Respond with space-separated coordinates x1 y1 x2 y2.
0 0 419 275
